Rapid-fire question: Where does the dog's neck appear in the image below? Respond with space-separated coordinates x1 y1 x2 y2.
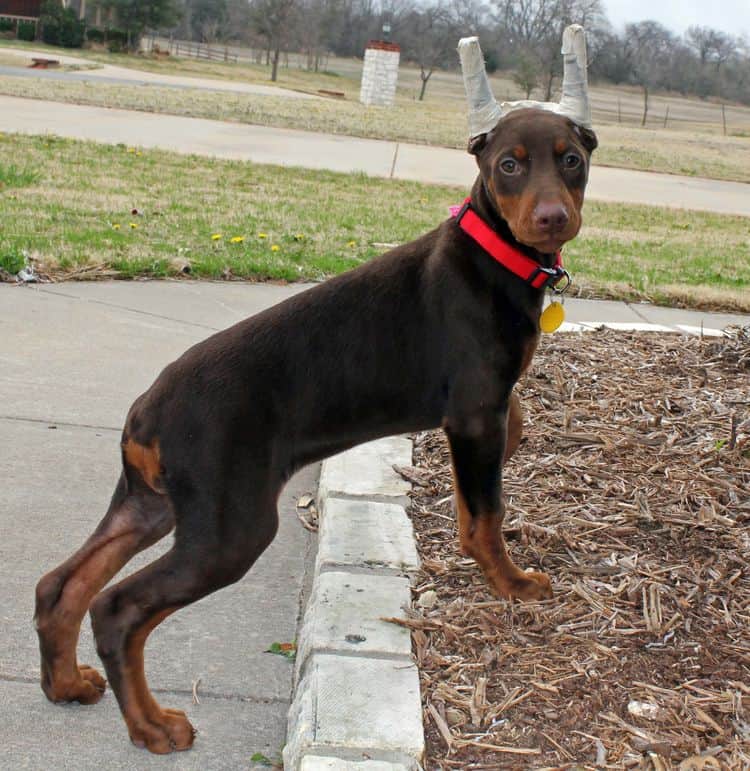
469 177 559 271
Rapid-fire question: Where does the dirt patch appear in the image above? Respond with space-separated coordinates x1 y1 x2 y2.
404 328 749 769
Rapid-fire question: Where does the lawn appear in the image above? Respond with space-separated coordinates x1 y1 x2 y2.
1 133 748 312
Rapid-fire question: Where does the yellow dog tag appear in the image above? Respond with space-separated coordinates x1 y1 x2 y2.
539 301 565 333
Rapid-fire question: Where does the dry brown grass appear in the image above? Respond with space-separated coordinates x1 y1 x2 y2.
404 327 750 769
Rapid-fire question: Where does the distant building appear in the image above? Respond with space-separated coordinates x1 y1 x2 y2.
0 0 42 18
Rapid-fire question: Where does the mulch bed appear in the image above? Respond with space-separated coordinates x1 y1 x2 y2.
401 327 750 770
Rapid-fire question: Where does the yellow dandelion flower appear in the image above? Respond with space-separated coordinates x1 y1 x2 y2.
211 233 223 241
257 232 268 239
112 223 121 230
129 222 139 229
293 233 305 241
347 240 356 247
136 151 143 157
230 236 245 244
271 244 280 252
419 197 428 204
127 147 136 153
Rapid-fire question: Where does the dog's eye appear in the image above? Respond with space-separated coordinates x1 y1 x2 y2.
564 153 581 169
500 158 518 174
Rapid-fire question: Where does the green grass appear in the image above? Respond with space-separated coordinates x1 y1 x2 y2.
0 132 748 311
0 160 40 188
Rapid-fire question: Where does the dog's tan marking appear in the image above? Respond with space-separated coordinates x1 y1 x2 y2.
495 193 521 232
123 438 165 494
554 138 568 155
505 391 523 463
451 461 475 557
512 145 528 161
469 513 553 600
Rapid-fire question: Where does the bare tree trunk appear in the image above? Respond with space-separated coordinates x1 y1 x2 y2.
544 69 554 101
271 41 281 81
419 67 432 101
641 85 649 126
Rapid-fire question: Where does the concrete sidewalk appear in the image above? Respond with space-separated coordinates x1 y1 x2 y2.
0 281 747 770
0 281 316 770
2 95 749 216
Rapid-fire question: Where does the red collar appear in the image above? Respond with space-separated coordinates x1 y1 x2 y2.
452 197 570 291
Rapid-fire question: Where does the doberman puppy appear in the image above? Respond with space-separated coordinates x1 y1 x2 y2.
34 107 596 753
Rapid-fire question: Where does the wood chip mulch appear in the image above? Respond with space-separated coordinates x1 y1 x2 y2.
401 327 750 770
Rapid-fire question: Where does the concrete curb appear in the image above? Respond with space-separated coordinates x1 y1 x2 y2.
559 320 726 336
284 437 424 771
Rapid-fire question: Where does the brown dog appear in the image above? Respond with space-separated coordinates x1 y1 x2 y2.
34 107 596 753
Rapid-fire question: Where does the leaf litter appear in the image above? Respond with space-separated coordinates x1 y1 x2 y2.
404 327 749 769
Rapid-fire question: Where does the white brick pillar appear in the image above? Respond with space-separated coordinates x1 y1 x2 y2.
360 40 400 107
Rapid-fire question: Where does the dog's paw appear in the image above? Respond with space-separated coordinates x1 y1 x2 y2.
129 709 196 754
498 570 553 601
43 664 107 705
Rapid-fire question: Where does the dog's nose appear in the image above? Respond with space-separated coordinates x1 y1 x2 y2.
533 202 569 233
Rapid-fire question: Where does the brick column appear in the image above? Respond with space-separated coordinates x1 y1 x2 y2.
360 40 400 107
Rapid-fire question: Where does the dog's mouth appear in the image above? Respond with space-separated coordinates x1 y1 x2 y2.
517 233 570 255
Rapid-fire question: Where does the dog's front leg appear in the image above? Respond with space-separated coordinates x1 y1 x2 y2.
445 402 552 601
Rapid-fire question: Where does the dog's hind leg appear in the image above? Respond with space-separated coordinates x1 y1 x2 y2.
34 473 175 705
89 477 280 754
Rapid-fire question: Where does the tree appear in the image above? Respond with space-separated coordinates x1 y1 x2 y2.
98 0 181 50
512 50 540 96
190 0 227 42
623 21 674 126
493 0 607 100
399 3 460 100
296 0 343 71
686 25 737 72
250 0 297 81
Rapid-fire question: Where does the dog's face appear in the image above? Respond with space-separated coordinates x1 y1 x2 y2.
469 108 597 254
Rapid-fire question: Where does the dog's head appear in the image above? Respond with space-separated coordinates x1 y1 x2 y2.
469 108 597 254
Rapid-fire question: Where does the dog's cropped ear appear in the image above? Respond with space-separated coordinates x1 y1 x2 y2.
574 125 598 154
468 132 490 156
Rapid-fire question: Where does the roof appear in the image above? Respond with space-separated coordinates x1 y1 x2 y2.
0 0 43 18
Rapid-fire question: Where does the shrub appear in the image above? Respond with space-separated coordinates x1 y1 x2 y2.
17 20 36 41
59 11 84 46
0 247 26 276
105 27 128 52
86 26 104 43
39 0 84 47
0 17 14 32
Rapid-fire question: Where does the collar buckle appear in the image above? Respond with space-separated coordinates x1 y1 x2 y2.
530 265 571 293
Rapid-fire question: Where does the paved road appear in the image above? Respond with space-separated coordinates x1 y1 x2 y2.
1 95 749 216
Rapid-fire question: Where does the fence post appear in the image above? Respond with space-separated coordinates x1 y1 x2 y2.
722 104 727 136
663 105 669 129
